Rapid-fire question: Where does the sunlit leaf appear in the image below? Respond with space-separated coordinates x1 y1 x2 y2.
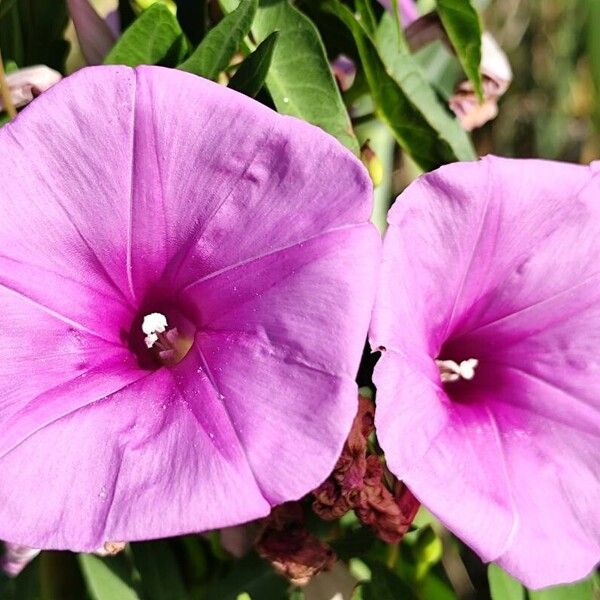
325 0 471 170
179 0 257 80
105 3 187 67
79 554 140 600
488 564 525 600
221 0 359 155
435 0 482 99
528 574 598 600
376 13 474 161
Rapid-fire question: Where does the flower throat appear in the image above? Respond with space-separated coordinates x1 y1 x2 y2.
141 312 193 367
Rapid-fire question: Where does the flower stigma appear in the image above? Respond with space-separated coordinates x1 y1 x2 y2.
436 358 479 383
141 312 193 366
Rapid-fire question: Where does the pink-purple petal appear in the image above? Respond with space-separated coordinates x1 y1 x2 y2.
0 362 269 550
0 67 136 307
189 225 381 502
372 155 600 587
0 66 379 549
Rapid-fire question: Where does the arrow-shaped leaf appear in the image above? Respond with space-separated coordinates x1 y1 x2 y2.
229 31 279 97
178 0 257 80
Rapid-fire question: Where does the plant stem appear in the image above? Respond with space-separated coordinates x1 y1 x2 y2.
0 48 16 120
386 542 399 568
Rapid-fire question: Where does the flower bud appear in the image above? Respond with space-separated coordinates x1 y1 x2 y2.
66 0 117 65
0 66 61 112
361 141 384 188
1 543 40 577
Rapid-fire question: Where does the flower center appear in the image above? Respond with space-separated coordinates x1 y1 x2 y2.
141 312 193 367
436 358 478 383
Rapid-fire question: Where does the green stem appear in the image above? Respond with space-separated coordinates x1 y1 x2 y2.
0 48 16 119
355 119 396 234
386 543 399 568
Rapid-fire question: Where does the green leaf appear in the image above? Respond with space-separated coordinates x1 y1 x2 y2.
376 12 475 162
105 3 187 67
417 572 457 600
435 0 482 99
131 540 188 600
325 1 470 171
179 0 257 80
414 526 443 565
528 574 598 600
79 554 140 600
221 0 359 155
487 564 524 600
206 554 288 600
354 561 418 600
229 31 279 97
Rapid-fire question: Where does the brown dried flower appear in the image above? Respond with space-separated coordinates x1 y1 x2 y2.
256 503 336 586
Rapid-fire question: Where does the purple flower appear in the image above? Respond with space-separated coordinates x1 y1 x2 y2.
331 54 357 93
371 156 600 588
67 0 118 65
1 544 40 577
0 65 380 551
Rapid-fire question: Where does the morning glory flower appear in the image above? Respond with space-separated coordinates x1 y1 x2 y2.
0 544 40 577
0 65 380 551
371 156 600 588
66 0 118 65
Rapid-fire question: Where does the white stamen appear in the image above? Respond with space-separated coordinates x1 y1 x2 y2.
144 332 158 349
436 358 479 383
142 313 168 349
459 358 478 380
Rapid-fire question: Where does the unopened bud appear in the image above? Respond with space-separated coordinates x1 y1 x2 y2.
0 66 61 113
1 543 40 577
449 33 512 131
331 54 356 92
405 15 512 131
66 0 118 65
